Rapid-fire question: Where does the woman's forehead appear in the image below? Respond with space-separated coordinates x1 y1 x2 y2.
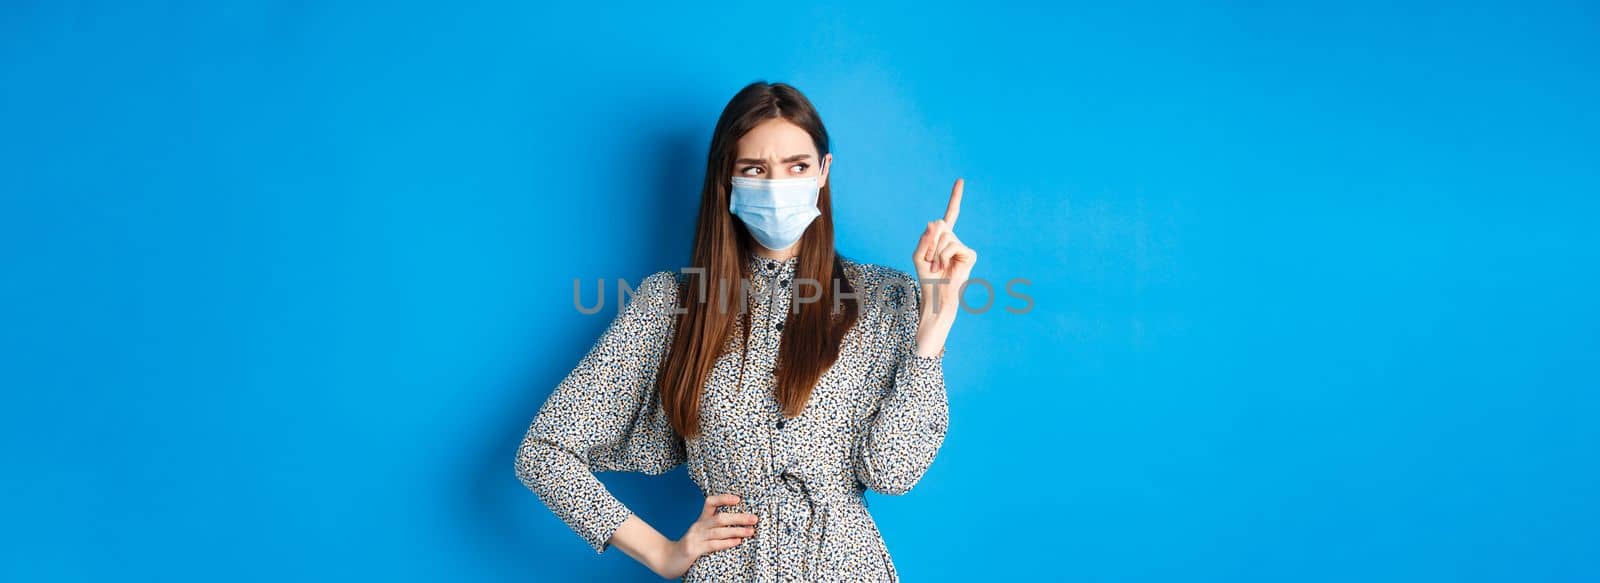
736 118 817 159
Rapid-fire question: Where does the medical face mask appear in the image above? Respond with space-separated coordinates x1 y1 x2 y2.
728 174 822 250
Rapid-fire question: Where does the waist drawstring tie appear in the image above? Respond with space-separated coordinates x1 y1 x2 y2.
735 475 867 582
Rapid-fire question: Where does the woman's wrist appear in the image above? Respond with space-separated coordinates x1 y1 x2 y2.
914 307 956 357
648 538 681 578
611 514 683 578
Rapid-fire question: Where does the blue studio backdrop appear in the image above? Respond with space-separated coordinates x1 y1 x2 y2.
2 1 1597 581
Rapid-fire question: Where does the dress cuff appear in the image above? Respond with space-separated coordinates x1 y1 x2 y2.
910 343 946 362
584 495 632 554
902 349 945 377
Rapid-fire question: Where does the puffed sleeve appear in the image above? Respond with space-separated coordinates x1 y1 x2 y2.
852 269 951 495
514 270 687 554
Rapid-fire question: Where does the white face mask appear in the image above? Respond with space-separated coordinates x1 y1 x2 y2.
728 174 822 250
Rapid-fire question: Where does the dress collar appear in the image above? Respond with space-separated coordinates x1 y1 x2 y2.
746 254 800 278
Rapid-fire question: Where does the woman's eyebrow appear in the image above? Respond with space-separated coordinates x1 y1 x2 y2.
735 154 814 165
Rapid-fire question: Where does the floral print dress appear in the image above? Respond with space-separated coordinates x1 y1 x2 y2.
515 253 949 582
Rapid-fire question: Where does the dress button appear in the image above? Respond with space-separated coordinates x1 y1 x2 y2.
774 322 784 331
775 419 785 429
766 261 776 270
780 278 789 287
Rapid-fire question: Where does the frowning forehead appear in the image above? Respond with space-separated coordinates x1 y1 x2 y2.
735 118 819 162
735 153 814 165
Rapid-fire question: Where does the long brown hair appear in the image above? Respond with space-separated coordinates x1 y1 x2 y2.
658 81 861 440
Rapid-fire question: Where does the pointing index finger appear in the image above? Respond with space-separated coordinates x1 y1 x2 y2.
944 178 964 228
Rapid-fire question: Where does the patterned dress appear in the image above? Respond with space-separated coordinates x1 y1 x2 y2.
515 253 949 582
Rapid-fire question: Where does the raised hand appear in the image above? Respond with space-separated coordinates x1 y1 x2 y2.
911 178 978 356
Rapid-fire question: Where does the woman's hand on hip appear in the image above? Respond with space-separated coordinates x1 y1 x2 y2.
657 494 759 579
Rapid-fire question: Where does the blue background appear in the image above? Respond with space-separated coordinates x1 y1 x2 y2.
3 1 1597 581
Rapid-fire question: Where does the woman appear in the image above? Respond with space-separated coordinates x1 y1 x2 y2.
515 80 976 582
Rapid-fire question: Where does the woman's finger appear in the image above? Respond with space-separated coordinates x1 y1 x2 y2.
924 220 950 265
932 237 954 272
944 178 963 229
937 239 964 269
706 525 756 541
914 221 938 267
701 494 740 520
937 233 972 272
712 512 758 527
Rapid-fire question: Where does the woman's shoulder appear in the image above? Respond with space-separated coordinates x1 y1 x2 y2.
607 268 680 317
640 268 682 298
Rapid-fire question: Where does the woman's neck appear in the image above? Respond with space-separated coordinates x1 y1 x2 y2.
751 245 799 262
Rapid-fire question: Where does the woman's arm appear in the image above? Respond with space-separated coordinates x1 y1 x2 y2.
851 177 975 493
516 271 761 578
514 271 686 554
611 494 760 579
609 514 676 576
910 177 975 358
914 297 957 357
852 270 952 495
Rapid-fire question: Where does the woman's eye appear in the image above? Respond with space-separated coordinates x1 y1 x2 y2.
740 166 762 176
790 163 809 173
